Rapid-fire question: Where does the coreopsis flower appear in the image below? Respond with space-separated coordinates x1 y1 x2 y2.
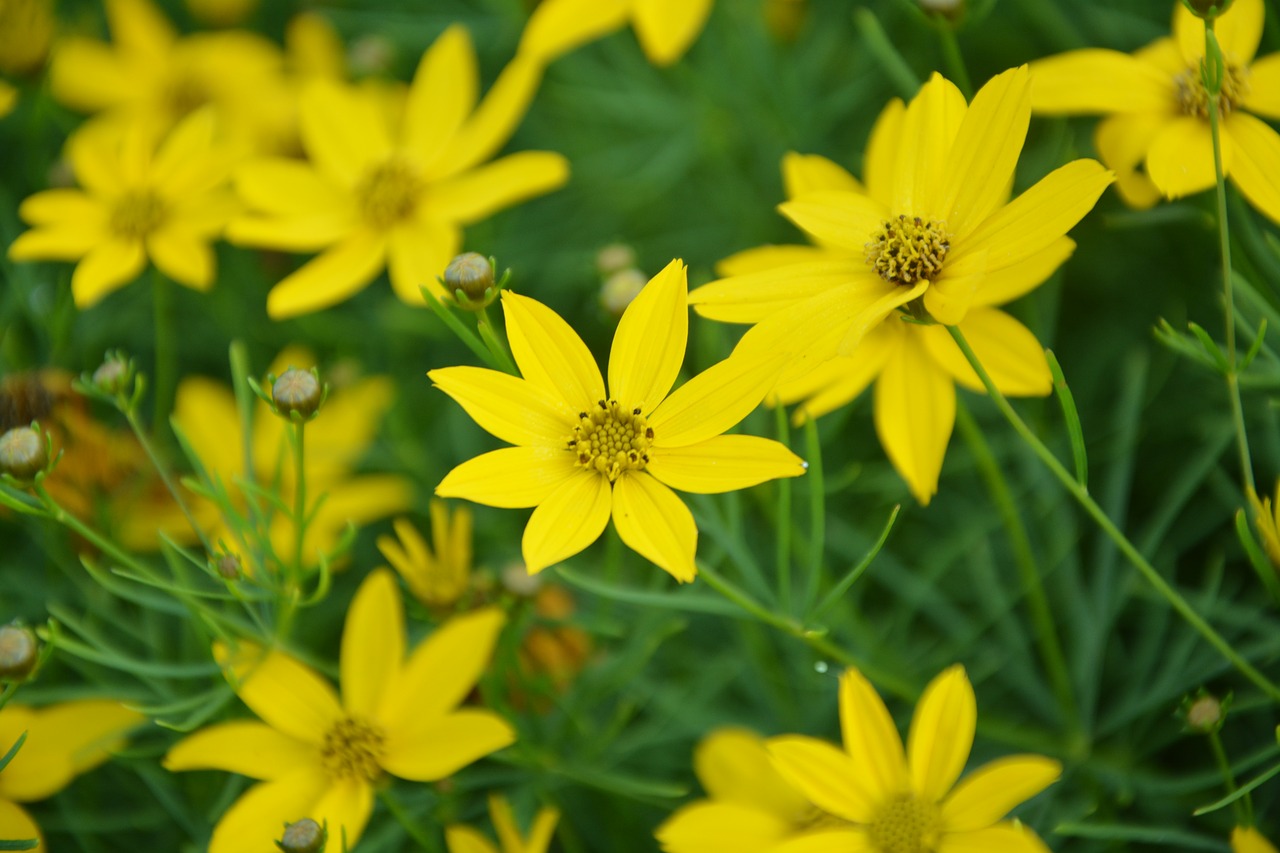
377 502 473 610
7 111 236 307
431 260 806 582
1234 827 1279 853
1029 0 1280 221
1248 479 1280 569
689 69 1112 503
445 794 559 853
520 0 714 66
0 700 145 848
656 728 829 852
767 666 1060 853
228 25 566 318
165 569 515 853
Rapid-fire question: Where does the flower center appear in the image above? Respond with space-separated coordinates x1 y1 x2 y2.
357 158 423 229
568 399 653 482
165 73 210 118
320 717 385 782
109 191 168 240
865 215 950 285
867 794 941 853
1175 61 1249 119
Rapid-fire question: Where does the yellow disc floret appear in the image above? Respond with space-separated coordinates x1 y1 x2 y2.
867 794 941 853
865 215 951 285
1175 61 1249 119
357 158 424 229
320 717 385 782
569 399 653 482
110 191 168 240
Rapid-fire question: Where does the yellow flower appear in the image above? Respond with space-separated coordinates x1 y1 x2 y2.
519 0 714 66
1249 479 1280 569
445 794 559 853
0 700 145 848
656 727 827 853
431 259 806 582
377 501 473 610
165 569 515 853
7 110 236 307
1029 0 1280 221
766 666 1061 853
0 0 53 76
227 25 567 319
1235 827 1280 853
689 69 1113 503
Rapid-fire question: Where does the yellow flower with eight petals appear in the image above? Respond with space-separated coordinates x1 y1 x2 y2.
165 569 514 853
1029 0 1280 221
520 0 714 67
767 666 1060 853
689 69 1112 503
377 501 473 610
1234 827 1280 853
431 259 806 582
445 794 559 853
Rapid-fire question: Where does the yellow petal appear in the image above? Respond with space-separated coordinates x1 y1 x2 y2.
1175 0 1264 65
1093 113 1167 209
173 376 243 481
770 830 875 853
148 227 215 290
0 700 144 801
265 229 387 318
970 238 1074 308
8 225 105 262
766 735 878 824
713 243 832 278
648 351 780 448
287 12 347 79
49 39 133 114
106 0 175 56
64 118 126 195
502 289 605 409
215 642 342 743
873 323 955 505
1226 112 1280 226
429 152 570 225
655 801 793 853
403 25 476 170
522 470 613 572
907 665 976 802
446 826 499 853
1146 114 1224 198
647 434 805 494
1233 827 1280 853
378 608 507 729
518 0 630 64
778 191 888 253
429 365 574 447
689 259 869 325
163 721 318 780
437 446 582 508
18 189 104 228
0 801 40 850
1028 49 1177 113
1244 53 1280 119
940 66 1032 238
341 568 405 718
632 0 714 65
226 212 355 252
940 755 1062 832
839 668 908 800
299 81 393 188
380 709 515 781
611 471 697 581
608 259 689 413
234 158 347 217
387 216 459 303
311 779 375 851
207 769 329 853
924 260 983 327
779 335 889 425
923 308 1052 397
892 73 968 218
489 795 524 853
525 805 560 853
71 238 147 307
694 727 815 820
433 56 546 179
782 152 862 199
864 98 906 210
151 108 227 197
936 822 1052 853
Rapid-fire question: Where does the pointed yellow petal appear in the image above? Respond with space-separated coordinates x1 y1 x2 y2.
215 642 342 743
713 243 833 278
403 25 476 170
839 668 908 799
265 229 387 318
49 39 132 114
766 735 878 823
163 721 317 780
437 446 582 508
689 259 869 325
446 826 499 853
647 435 805 494
71 238 147 307
151 108 227 196
924 262 982 327
873 324 955 505
287 12 347 79
648 351 780 448
908 665 976 802
234 158 347 217
892 73 968 218
65 118 126 195
526 805 561 853
609 259 689 412
611 471 697 581
340 569 405 718
1233 827 1280 853
782 152 863 199
1094 113 1167 208
1029 49 1177 113
778 191 888 253
1226 112 1280 226
380 709 515 781
387 217 459 303
148 227 215 290
429 152 569 225
940 756 1061 832
770 830 875 853
779 331 890 425
429 366 574 447
311 779 375 850
8 225 105 262
936 822 1052 853
18 189 104 227
432 56 546 179
693 728 812 820
1176 0 1264 65
1244 53 1280 119
0 700 143 801
106 0 175 55
655 802 793 853
1146 115 1224 199
226 212 355 252
502 289 605 408
299 81 392 188
923 308 1052 397
864 98 906 209
522 471 612 572
207 770 329 853
489 795 523 853
0 802 40 850
518 0 629 64
632 0 713 65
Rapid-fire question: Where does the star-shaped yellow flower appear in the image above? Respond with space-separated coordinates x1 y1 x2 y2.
446 794 559 853
228 24 568 318
431 259 806 582
766 666 1061 853
165 569 515 853
1029 0 1280 221
377 502 473 610
519 0 714 67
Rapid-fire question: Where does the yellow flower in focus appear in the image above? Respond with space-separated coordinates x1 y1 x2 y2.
1029 0 1280 221
767 666 1061 853
0 0 53 75
1234 827 1280 853
165 570 515 853
690 70 1113 503
431 260 806 582
0 700 145 848
1248 480 1280 569
520 0 714 66
7 111 236 307
228 25 567 318
656 728 827 852
445 794 559 853
377 502 473 610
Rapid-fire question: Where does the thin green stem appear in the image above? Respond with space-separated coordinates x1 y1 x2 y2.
151 269 177 440
122 407 211 554
774 405 793 615
947 325 1280 702
935 20 972 97
291 421 306 575
476 305 519 376
1209 728 1251 826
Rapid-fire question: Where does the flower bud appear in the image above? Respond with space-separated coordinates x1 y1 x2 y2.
1185 693 1225 733
0 426 47 480
600 269 647 318
92 354 131 395
443 252 496 309
919 0 964 19
1181 0 1234 19
277 819 326 853
272 369 322 420
0 624 38 680
215 553 242 580
595 243 637 277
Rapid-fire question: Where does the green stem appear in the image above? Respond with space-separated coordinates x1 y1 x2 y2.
947 325 1280 702
1209 728 1251 826
774 405 793 616
292 421 306 575
151 269 177 440
122 407 212 554
852 8 920 99
476 305 519 376
935 20 972 97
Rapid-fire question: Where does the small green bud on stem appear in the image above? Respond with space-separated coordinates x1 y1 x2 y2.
277 818 326 853
0 426 48 481
272 369 323 420
444 252 498 310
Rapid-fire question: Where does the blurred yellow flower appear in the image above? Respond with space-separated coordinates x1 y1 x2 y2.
1029 0 1280 221
431 259 805 582
1234 827 1280 853
7 110 236 307
166 570 514 853
767 666 1060 853
0 700 145 848
520 0 714 66
656 728 826 852
446 794 559 853
690 70 1112 503
0 0 53 75
228 24 566 318
1249 479 1280 569
377 502 473 610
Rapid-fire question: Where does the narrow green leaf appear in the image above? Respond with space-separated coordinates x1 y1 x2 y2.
0 731 27 773
811 504 900 619
1046 349 1088 488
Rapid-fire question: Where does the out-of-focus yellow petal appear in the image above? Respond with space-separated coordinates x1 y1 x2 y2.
646 435 805 494
689 260 868 325
433 56 546 179
609 259 689 413
779 339 887 425
215 642 342 743
873 324 954 505
0 701 143 801
310 779 375 851
693 728 813 820
287 12 346 80
387 215 459 303
970 237 1074 308
1029 49 1176 114
0 801 40 850
380 709 514 781
940 755 1062 832
148 226 215 289
227 212 354 252
437 446 582 509
49 38 133 113
1245 54 1280 119
839 669 907 801
1175 0 1264 65
429 152 569 225
892 73 967 218
522 471 613 572
234 158 348 217
106 0 175 56
341 569 405 718
525 803 560 853
864 98 906 210
767 735 878 824
518 0 630 64
18 189 104 227
648 351 779 448
429 366 574 447
163 721 318 780
8 225 105 261
207 769 329 853
404 25 476 170
446 825 498 853
778 191 888 253
782 152 862 199
656 801 793 853
299 81 392 188
632 0 714 65
1146 114 1223 198
503 289 605 410
923 308 1051 397
1093 113 1166 208
907 665 976 803
771 830 875 853
936 821 1052 853
71 237 147 307
266 229 387 318
1226 112 1280 226
713 243 832 278
1232 827 1280 853
611 471 697 582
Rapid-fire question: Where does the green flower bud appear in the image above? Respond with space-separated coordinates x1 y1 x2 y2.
0 426 47 480
1185 694 1224 732
0 624 38 680
1181 0 1234 19
444 252 497 309
92 354 131 395
277 819 326 853
215 553 242 580
272 369 323 420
